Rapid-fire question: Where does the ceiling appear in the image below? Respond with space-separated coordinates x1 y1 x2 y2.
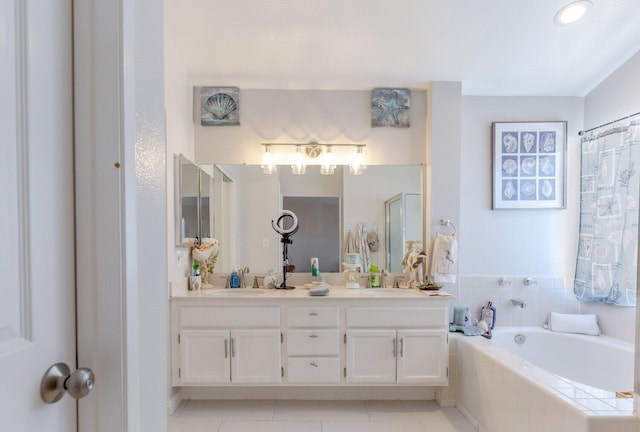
165 0 640 96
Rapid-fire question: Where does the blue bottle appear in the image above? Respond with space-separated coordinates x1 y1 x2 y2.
230 268 240 288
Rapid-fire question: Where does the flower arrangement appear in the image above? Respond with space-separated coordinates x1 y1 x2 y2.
190 238 220 288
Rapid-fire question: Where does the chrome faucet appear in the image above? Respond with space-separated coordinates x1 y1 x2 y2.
511 298 527 309
381 269 389 288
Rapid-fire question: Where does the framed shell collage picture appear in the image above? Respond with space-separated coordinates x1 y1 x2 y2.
492 121 567 209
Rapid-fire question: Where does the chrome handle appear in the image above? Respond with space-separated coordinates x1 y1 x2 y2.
392 338 396 357
309 311 318 316
224 338 229 358
309 334 318 338
231 338 236 358
399 338 404 357
41 363 95 404
310 361 319 368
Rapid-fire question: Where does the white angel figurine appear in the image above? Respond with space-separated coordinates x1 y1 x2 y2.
402 240 427 287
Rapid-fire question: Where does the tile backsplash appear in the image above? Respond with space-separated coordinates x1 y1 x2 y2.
444 275 581 328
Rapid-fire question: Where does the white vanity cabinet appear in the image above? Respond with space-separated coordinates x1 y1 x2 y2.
345 308 448 385
173 306 282 385
171 290 451 390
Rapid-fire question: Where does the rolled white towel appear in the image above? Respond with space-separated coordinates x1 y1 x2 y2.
548 312 600 336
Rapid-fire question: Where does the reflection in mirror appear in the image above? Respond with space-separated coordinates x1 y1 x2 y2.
202 164 422 274
174 154 199 246
385 193 421 274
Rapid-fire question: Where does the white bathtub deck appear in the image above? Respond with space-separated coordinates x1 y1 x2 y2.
449 332 637 432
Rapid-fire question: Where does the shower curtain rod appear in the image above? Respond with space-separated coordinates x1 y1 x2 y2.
578 111 640 136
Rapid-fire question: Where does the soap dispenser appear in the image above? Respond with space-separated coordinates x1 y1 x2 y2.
230 267 241 288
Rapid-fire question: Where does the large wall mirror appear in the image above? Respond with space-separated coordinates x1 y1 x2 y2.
180 163 423 274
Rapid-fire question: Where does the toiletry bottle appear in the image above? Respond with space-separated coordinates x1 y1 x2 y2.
311 257 319 281
369 264 381 288
481 301 496 329
230 267 240 288
190 263 201 291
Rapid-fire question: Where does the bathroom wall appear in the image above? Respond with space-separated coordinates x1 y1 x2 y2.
193 89 427 165
456 96 585 331
166 29 196 293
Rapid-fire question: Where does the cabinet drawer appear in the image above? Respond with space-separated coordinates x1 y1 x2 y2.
287 357 341 383
287 330 340 356
287 307 340 328
346 308 445 328
180 307 280 328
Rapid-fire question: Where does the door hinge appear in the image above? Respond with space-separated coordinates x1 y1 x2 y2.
281 367 284 377
281 332 284 343
178 333 181 344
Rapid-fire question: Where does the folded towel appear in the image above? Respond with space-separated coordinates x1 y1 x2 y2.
430 233 458 283
308 287 330 296
548 312 600 336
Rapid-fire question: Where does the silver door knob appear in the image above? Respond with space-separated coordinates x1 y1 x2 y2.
40 362 95 403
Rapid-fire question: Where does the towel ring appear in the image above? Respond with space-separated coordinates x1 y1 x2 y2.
439 219 457 235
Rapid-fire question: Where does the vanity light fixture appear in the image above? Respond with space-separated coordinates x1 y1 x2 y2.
554 0 592 26
260 144 277 174
260 142 367 175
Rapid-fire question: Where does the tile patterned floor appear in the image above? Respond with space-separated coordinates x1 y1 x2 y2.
168 400 476 432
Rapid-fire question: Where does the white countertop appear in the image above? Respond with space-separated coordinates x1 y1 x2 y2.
171 286 454 300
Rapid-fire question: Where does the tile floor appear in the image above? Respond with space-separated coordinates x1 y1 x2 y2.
168 399 476 432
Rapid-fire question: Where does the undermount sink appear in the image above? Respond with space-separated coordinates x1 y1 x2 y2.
204 289 265 296
358 288 419 297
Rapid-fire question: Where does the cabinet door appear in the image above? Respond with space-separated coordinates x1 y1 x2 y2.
180 329 231 384
396 329 447 384
345 329 396 383
231 329 282 383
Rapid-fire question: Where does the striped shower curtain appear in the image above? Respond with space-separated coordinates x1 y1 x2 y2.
574 119 640 306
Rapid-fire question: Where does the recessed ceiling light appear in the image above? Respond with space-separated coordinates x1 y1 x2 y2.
554 0 593 26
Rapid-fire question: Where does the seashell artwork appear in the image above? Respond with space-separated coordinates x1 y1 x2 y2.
200 87 240 126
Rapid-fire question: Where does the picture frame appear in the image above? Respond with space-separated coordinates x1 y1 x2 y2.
200 86 240 126
492 121 567 209
371 88 411 128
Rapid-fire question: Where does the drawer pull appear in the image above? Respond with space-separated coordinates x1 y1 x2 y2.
309 312 319 316
310 361 319 368
309 334 318 338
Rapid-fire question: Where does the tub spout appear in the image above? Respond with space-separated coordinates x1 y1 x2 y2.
511 298 527 309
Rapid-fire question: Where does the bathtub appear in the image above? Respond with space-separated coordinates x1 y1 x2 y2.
452 327 637 432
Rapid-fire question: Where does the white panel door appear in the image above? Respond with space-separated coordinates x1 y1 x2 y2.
231 329 282 383
345 330 396 383
396 330 447 384
180 330 230 384
0 0 76 431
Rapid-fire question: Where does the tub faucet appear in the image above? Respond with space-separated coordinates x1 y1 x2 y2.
511 298 527 309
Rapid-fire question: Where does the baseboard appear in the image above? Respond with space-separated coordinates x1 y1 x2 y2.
168 388 183 415
180 386 437 400
456 401 479 430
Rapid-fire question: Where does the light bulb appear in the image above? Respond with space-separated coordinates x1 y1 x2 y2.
261 145 277 174
291 145 306 175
